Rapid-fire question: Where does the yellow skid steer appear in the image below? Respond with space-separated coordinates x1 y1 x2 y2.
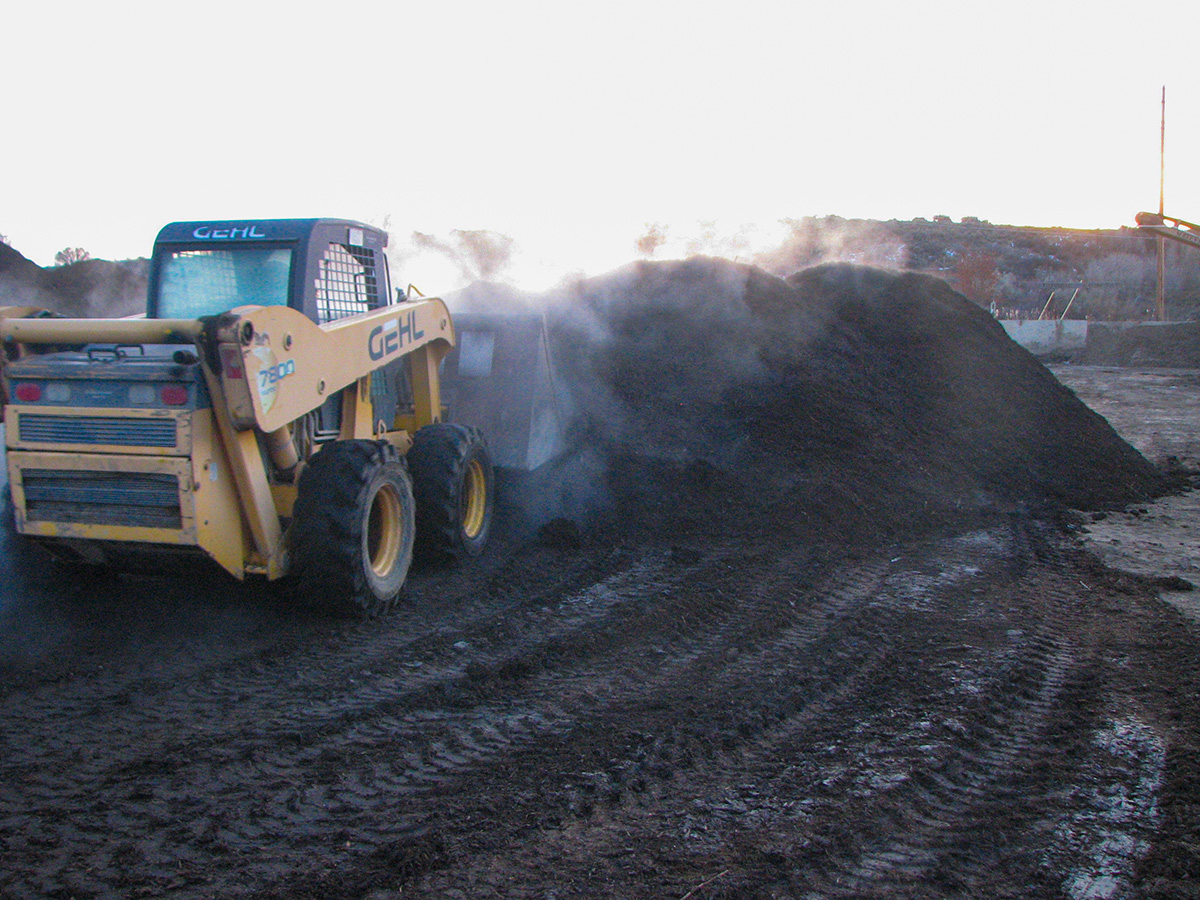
1 219 494 615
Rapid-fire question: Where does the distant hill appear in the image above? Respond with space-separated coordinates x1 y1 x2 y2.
751 216 1200 321
0 242 147 317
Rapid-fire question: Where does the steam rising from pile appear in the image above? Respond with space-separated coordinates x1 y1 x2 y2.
407 230 516 283
389 218 908 296
449 258 1167 545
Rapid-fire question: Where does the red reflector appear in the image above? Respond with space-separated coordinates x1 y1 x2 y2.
15 383 42 403
160 385 189 406
220 347 244 380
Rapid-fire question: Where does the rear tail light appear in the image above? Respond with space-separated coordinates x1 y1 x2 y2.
160 385 189 406
15 383 42 403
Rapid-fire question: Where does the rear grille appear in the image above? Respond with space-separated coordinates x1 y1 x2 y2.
22 470 182 529
19 415 177 448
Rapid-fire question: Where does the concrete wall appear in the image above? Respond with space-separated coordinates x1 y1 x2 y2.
1000 319 1089 356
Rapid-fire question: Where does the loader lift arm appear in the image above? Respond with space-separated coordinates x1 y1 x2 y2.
1135 211 1200 252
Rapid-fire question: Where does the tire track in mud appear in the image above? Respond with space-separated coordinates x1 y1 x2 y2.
362 532 1023 896
699 546 1169 900
0 525 889 899
0 522 1193 900
256 539 902 899
209 538 879 887
397 529 1178 900
785 535 1088 895
362 535 1022 897
0 539 625 773
0 535 799 897
0 545 641 897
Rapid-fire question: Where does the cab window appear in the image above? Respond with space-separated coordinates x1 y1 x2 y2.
157 247 293 318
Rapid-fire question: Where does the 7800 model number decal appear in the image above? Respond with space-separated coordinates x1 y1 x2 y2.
259 359 296 389
251 347 294 414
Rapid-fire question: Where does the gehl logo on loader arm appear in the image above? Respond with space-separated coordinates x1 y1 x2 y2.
368 311 425 362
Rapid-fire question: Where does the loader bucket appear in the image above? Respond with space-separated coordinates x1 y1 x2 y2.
441 313 568 471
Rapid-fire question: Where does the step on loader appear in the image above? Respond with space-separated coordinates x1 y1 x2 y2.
0 218 496 616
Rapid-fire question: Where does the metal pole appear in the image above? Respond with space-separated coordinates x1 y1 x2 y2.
1060 288 1080 321
1157 86 1167 321
1039 291 1056 320
0 316 203 344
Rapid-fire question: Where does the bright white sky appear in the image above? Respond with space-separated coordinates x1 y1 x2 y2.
2 0 1198 290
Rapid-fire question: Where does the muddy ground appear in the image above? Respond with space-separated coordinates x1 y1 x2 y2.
2 265 1200 899
1054 365 1200 626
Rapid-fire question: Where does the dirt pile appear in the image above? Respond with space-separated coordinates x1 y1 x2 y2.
0 242 43 283
0 242 146 317
1072 321 1200 367
499 259 1168 545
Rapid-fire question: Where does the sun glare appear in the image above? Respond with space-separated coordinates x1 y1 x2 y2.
0 3 1196 280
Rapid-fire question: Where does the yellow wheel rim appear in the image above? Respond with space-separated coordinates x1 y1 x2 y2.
462 458 487 539
367 483 403 578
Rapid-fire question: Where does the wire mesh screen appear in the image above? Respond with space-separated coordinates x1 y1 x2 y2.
315 242 381 323
158 248 294 318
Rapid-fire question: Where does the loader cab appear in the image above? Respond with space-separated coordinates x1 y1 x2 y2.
147 219 404 446
147 219 394 323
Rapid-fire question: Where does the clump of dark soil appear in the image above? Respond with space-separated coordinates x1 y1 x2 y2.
1073 321 1200 367
520 259 1169 546
536 517 583 550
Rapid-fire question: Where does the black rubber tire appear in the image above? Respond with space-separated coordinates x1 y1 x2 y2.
408 424 494 560
1 485 26 572
287 440 415 617
0 484 52 592
1 485 16 543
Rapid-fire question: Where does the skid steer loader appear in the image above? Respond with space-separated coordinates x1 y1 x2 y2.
0 218 494 615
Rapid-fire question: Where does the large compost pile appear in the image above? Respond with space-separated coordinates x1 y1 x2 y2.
502 259 1168 547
